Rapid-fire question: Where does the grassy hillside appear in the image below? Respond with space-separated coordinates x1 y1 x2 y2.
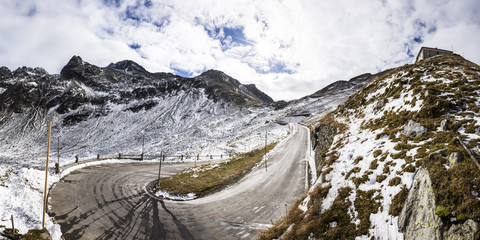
260 54 480 239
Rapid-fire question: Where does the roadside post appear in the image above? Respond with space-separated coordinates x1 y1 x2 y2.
141 132 145 160
11 215 14 235
265 131 268 172
157 151 163 185
55 136 60 174
42 121 52 229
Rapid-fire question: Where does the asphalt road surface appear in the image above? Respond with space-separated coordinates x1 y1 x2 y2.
48 124 309 240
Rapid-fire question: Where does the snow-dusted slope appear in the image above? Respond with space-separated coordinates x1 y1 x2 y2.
262 54 480 239
0 56 277 168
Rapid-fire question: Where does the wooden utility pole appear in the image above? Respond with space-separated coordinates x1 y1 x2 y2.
265 131 268 172
456 136 480 170
158 151 163 185
11 215 14 234
42 121 52 229
141 134 145 160
56 136 60 174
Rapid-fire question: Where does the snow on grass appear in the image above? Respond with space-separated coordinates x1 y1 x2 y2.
155 190 196 201
0 166 61 240
298 195 310 212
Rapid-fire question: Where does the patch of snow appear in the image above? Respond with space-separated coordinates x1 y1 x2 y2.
155 190 196 201
298 195 310 212
0 167 62 240
25 82 38 87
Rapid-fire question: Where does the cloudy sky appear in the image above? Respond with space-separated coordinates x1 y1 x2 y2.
1 0 479 100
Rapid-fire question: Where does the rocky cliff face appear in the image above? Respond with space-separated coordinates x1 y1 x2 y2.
312 124 336 175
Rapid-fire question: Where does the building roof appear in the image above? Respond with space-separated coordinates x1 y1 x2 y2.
415 47 453 63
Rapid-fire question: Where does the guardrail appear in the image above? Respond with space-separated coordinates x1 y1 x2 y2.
56 152 237 174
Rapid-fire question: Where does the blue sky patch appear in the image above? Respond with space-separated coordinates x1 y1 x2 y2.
26 5 37 17
103 0 123 8
206 26 252 50
413 36 423 43
252 60 296 74
171 67 194 78
404 43 415 58
120 0 155 23
128 43 141 50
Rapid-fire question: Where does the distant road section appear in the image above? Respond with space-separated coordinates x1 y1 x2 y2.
49 124 309 239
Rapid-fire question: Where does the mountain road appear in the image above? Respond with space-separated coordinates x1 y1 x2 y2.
48 124 310 239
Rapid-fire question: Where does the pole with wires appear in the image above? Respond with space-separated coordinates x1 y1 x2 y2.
157 151 163 186
265 131 267 172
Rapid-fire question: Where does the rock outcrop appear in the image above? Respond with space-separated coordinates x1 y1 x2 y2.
398 168 443 240
439 119 449 131
444 219 478 240
447 152 463 167
401 120 427 138
313 124 336 175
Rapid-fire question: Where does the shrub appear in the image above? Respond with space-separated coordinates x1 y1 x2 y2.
389 185 408 216
376 175 387 183
404 164 416 173
435 205 452 219
391 150 407 159
369 159 379 170
353 156 364 164
388 177 401 186
345 167 361 180
457 213 471 222
373 150 382 158
354 190 382 235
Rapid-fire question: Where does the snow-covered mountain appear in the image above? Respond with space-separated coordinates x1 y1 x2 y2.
263 54 480 239
0 56 277 167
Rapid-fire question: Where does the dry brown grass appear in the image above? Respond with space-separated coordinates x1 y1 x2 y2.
157 143 277 198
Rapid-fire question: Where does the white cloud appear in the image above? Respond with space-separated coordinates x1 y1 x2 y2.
0 0 479 100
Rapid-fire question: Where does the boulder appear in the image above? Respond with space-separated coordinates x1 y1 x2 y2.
401 120 427 138
447 152 463 167
439 119 449 131
374 98 388 111
444 219 478 240
398 168 443 240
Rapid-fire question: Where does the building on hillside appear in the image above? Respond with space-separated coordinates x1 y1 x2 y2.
415 47 453 63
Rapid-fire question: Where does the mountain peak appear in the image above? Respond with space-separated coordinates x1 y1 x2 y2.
64 55 84 68
107 60 148 73
60 55 101 81
194 69 273 106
